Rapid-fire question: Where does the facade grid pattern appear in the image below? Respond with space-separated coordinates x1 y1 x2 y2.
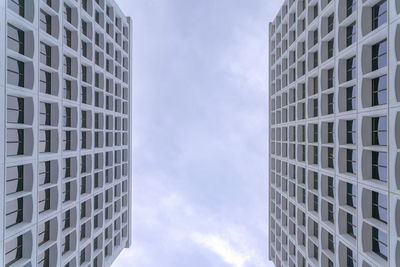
0 0 132 266
269 0 400 266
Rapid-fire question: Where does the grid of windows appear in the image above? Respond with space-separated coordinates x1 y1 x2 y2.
2 0 132 266
269 0 398 266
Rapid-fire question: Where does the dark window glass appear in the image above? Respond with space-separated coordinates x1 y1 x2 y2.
346 213 357 239
40 42 51 66
346 56 356 81
40 10 51 34
346 0 355 17
327 122 334 143
372 75 387 106
327 68 334 88
5 198 23 228
346 149 356 174
372 116 387 146
64 28 72 48
346 23 356 47
346 86 356 111
372 39 387 71
347 247 356 267
328 202 334 222
327 39 334 59
6 165 24 195
372 227 388 260
346 120 356 144
327 94 334 114
346 183 357 208
372 151 387 182
327 147 334 168
5 235 23 267
64 4 72 23
327 15 334 33
7 24 24 55
372 0 387 31
372 191 387 223
7 57 25 87
327 176 334 198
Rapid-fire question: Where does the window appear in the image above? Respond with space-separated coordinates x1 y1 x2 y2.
5 235 23 267
40 42 51 66
346 86 356 111
328 202 334 223
346 183 357 208
37 248 49 267
38 161 51 185
40 102 51 125
346 213 357 238
82 111 87 128
7 24 24 55
81 176 87 194
64 107 72 127
62 210 71 229
328 232 334 252
95 32 100 46
372 227 388 260
327 15 334 33
313 194 318 212
82 20 87 36
64 157 71 178
7 129 24 155
347 247 356 267
327 147 334 168
372 39 387 71
82 65 87 83
7 96 25 124
82 41 87 58
346 23 356 47
6 165 24 195
346 149 356 174
346 56 356 81
81 201 86 218
6 198 23 228
38 221 50 246
62 234 70 255
312 124 318 142
313 98 318 117
7 57 24 87
82 86 88 104
64 4 72 23
82 0 88 11
327 39 333 58
38 189 51 213
372 75 387 106
346 0 355 17
372 151 387 182
40 70 51 94
327 176 334 198
64 56 72 75
346 120 356 144
63 28 72 47
39 130 51 152
64 131 71 151
64 79 72 99
313 52 318 68
40 10 51 34
372 0 387 31
372 116 387 146
63 182 71 202
327 68 334 88
327 94 334 114
372 191 387 223
313 30 318 45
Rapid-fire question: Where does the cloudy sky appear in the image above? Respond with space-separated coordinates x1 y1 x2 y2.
112 0 280 266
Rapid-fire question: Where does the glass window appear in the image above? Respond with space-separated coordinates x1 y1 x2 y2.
346 0 355 17
5 235 23 267
5 198 23 228
372 116 387 146
346 183 357 208
7 24 24 55
40 10 51 34
328 147 334 168
347 247 356 267
372 151 387 182
372 191 387 223
346 149 356 174
327 39 334 59
372 39 387 71
327 15 334 33
346 22 356 47
372 227 388 260
372 0 387 31
327 94 334 114
346 56 356 81
6 165 24 195
346 120 356 144
8 0 25 17
7 57 24 87
346 213 357 238
327 176 334 198
372 74 387 105
346 86 356 111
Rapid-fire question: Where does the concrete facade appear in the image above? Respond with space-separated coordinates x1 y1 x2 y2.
0 0 132 266
269 0 400 266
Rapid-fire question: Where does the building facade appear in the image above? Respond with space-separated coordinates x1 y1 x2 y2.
269 0 400 266
0 0 132 266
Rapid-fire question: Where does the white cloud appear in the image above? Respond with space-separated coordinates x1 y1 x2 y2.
191 232 249 267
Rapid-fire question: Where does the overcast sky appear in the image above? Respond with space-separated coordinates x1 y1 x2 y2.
112 0 280 266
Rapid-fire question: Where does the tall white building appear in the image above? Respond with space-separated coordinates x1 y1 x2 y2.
0 0 132 266
269 0 400 266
